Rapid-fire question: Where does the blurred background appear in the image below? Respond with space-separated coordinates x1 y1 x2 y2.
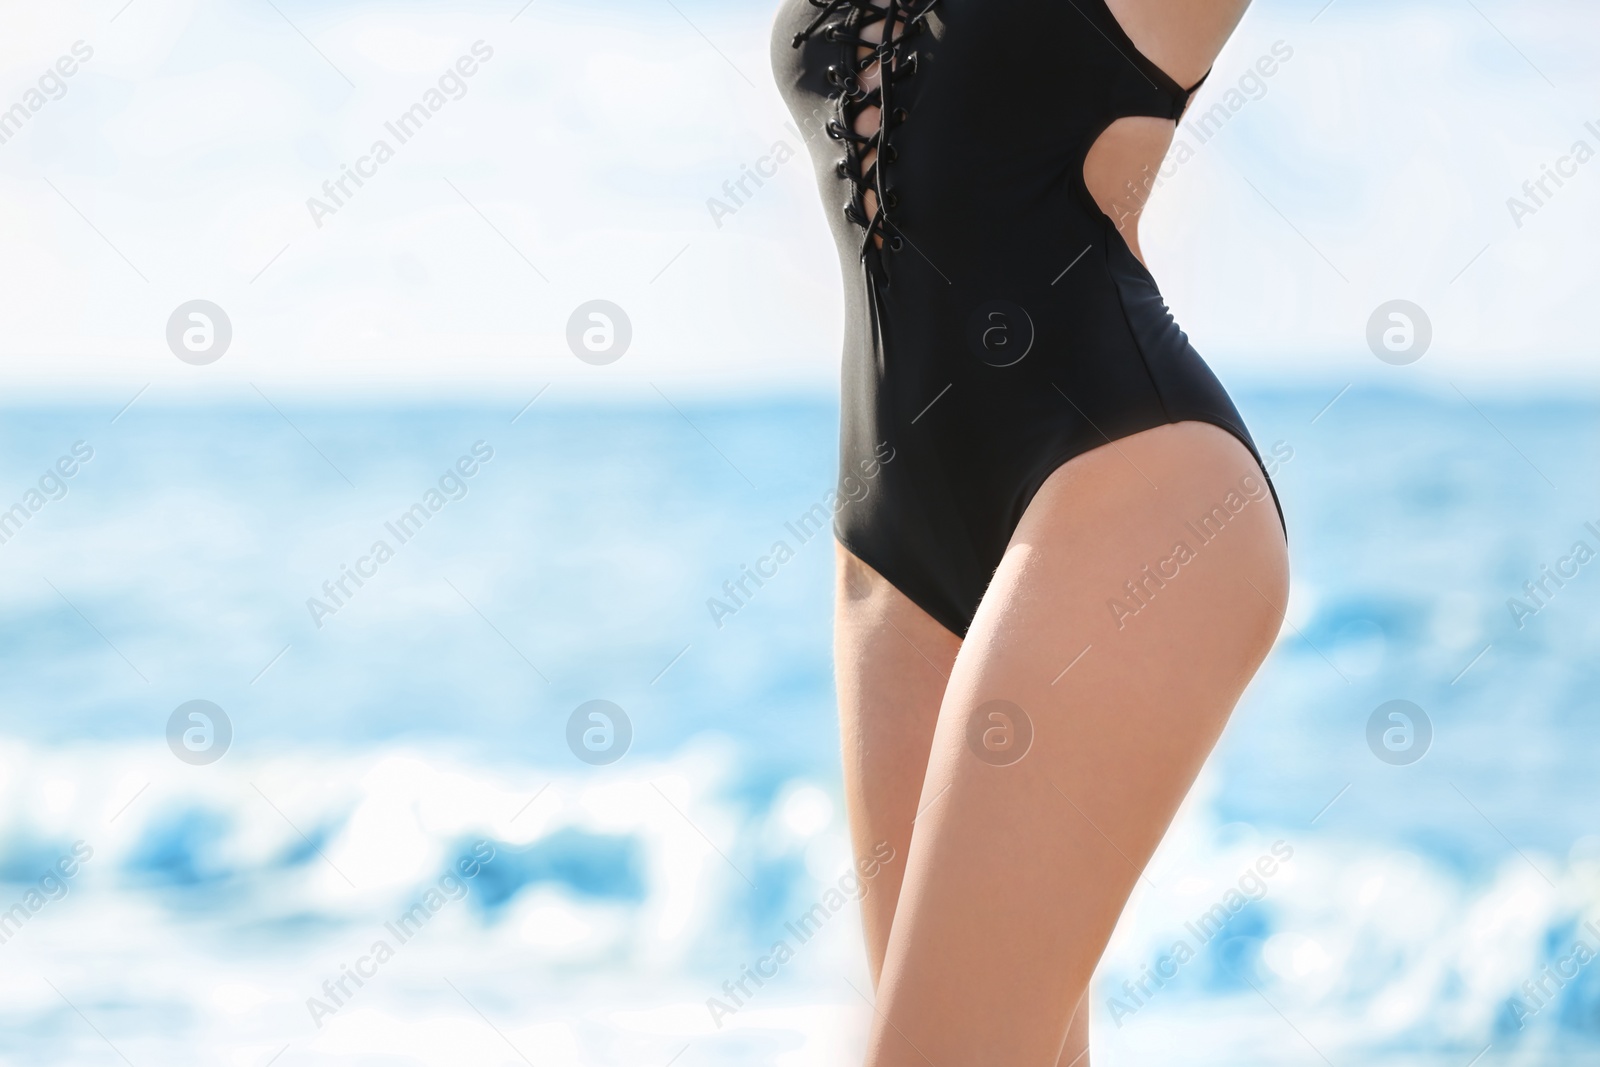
1 0 1598 1064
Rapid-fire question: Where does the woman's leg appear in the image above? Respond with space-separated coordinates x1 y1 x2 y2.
862 422 1289 1066
834 425 1284 1064
1056 993 1090 1067
835 549 1094 1064
833 543 962 984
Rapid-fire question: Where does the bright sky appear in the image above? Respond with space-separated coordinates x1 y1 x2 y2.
0 0 1595 395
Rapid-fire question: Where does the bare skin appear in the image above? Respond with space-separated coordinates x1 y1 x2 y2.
1085 0 1253 262
840 423 1287 1066
833 3 1274 1065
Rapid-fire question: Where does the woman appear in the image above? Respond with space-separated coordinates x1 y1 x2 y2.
771 0 1290 1062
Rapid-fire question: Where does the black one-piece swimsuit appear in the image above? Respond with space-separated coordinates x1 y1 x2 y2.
770 0 1284 637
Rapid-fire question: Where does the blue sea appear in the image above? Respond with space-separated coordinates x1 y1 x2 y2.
1 383 1597 1066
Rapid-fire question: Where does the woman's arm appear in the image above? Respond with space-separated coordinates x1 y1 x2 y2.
1103 0 1253 89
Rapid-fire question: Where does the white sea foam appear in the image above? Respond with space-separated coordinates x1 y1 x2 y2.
0 732 1594 1064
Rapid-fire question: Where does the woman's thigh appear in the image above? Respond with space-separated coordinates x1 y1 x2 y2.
864 422 1289 1066
833 541 962 983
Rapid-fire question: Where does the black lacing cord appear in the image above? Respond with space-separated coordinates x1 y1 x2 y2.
790 0 879 49
794 0 939 261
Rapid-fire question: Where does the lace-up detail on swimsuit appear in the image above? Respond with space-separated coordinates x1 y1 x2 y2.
791 0 939 259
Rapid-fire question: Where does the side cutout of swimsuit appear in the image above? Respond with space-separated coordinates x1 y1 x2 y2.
1085 0 1248 263
1082 116 1179 267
